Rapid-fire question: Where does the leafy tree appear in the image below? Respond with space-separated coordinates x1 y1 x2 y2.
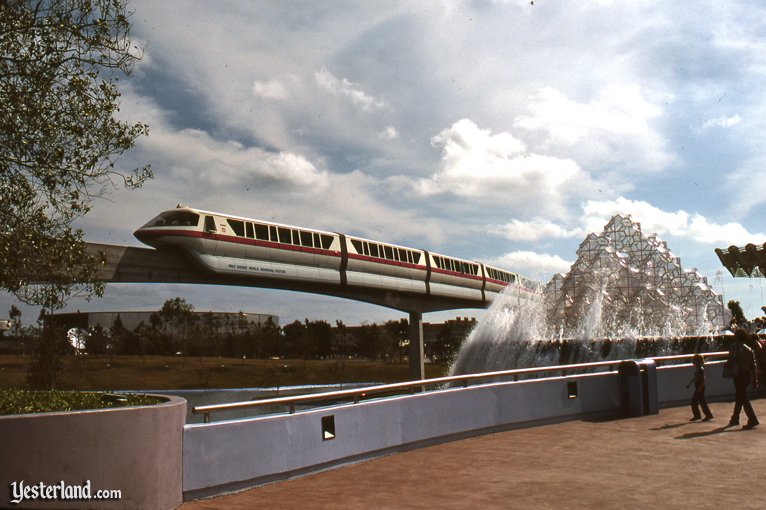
258 316 282 358
26 313 67 389
145 311 171 355
432 322 463 364
159 297 195 357
8 305 22 336
86 323 108 355
0 0 151 309
727 300 749 330
282 320 308 359
382 319 407 362
356 323 382 361
159 297 193 336
334 319 349 358
306 319 333 359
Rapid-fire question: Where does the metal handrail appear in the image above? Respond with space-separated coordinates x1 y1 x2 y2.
652 351 727 365
192 351 730 423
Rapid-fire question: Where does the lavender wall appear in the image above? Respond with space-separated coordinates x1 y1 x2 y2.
0 395 186 509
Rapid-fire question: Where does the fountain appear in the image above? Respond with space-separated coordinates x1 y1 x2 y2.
451 215 728 375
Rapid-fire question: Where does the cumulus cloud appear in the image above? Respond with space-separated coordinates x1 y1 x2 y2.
315 68 385 111
514 85 675 172
141 124 329 190
417 119 585 216
700 114 742 130
253 79 289 100
581 197 764 245
490 218 583 241
379 126 399 140
486 251 573 279
726 155 766 216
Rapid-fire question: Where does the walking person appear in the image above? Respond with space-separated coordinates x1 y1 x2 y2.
686 354 713 421
727 329 759 429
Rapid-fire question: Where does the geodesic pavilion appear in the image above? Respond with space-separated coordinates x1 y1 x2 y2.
544 215 726 338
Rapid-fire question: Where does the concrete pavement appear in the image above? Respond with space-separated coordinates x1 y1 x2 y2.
181 399 766 509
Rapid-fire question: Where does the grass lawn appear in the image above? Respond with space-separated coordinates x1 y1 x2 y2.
0 354 450 391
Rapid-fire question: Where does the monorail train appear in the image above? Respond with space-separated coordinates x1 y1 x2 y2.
133 206 540 305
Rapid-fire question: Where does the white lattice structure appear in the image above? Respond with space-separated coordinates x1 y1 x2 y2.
544 215 726 338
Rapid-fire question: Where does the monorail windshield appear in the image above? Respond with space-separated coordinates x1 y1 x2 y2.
150 211 200 227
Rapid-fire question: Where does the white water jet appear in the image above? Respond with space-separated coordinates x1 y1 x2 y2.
449 284 551 375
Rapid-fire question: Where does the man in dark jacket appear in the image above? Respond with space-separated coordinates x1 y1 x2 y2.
728 329 759 429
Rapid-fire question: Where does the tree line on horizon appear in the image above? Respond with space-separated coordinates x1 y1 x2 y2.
4 297 465 368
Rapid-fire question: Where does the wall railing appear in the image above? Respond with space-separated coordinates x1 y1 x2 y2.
193 351 729 423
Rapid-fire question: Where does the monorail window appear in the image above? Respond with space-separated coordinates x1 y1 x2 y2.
227 219 245 237
313 233 321 248
370 243 379 258
278 227 291 244
384 246 393 260
362 241 369 256
300 230 312 247
154 211 200 227
254 223 269 241
321 235 333 250
204 216 216 232
350 239 363 253
245 222 254 238
269 226 278 242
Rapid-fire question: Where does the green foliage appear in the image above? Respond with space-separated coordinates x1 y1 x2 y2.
432 322 463 364
26 321 68 389
8 305 22 336
0 389 163 415
727 300 748 329
0 0 151 309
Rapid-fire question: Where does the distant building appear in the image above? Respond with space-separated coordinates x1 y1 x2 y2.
47 310 279 334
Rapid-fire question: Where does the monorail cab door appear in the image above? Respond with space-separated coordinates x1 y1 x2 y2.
202 214 219 255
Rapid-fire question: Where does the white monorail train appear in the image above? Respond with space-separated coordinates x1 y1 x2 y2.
134 206 540 305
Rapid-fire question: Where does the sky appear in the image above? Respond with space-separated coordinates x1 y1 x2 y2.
5 0 766 328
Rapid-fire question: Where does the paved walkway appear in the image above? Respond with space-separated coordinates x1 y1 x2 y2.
181 400 766 509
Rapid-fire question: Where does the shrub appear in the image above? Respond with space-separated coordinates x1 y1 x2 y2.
0 389 164 416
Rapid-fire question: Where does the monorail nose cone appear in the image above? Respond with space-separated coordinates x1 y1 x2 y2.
134 228 150 244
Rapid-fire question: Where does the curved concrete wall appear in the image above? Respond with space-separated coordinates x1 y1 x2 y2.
183 372 622 498
0 395 186 509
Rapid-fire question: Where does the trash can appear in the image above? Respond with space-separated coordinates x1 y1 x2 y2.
619 359 659 417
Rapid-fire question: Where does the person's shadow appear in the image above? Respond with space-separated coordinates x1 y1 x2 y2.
674 425 733 439
649 420 737 438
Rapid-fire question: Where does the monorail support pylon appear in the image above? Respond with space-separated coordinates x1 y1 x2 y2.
408 312 425 380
